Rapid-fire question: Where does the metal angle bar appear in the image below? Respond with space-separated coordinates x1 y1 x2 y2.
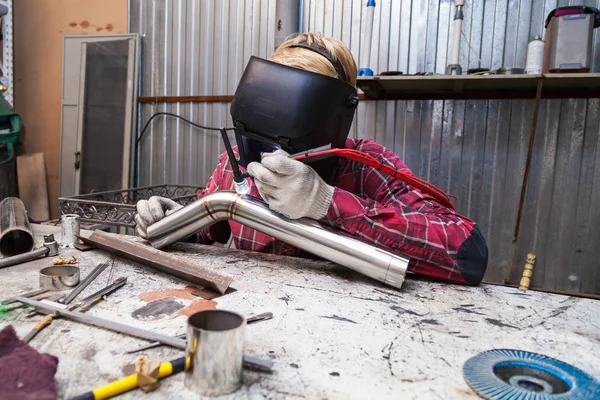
78 231 233 295
15 296 186 349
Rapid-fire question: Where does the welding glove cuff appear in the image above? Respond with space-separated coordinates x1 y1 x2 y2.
247 150 334 220
135 196 183 239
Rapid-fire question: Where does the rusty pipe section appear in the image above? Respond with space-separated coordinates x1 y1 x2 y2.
148 191 408 289
0 197 34 257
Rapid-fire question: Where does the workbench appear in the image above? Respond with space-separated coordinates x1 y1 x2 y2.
2 225 599 399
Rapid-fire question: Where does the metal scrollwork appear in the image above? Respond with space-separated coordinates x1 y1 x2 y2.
58 185 204 228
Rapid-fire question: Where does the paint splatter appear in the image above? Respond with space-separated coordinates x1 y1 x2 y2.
485 318 518 329
69 22 77 28
139 286 199 302
80 20 90 28
391 306 424 316
453 307 486 316
139 286 217 318
174 298 217 318
319 315 357 324
105 24 114 31
420 319 441 325
329 372 340 376
132 298 184 320
290 363 299 368
96 27 103 32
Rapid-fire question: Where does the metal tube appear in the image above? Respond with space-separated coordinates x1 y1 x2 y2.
450 11 463 66
0 247 48 269
275 0 300 49
148 192 408 289
185 310 246 396
0 197 34 256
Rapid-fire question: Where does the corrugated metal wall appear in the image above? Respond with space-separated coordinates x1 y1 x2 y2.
130 0 276 186
130 0 600 295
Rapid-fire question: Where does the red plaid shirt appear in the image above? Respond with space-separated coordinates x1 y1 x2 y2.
197 139 486 285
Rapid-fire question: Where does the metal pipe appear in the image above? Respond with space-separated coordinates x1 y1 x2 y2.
185 310 246 396
275 0 300 50
148 192 408 289
0 197 34 256
0 247 48 269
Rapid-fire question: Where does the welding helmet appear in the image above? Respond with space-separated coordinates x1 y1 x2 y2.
230 46 359 172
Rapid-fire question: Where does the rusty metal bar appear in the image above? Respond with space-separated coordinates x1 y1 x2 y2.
78 231 232 294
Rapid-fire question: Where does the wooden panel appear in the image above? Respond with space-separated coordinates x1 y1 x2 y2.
14 0 128 218
16 153 49 222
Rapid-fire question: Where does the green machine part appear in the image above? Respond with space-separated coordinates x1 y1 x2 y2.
0 93 22 165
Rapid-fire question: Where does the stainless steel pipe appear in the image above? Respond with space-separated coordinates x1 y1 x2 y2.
0 197 34 256
185 310 246 397
148 191 408 289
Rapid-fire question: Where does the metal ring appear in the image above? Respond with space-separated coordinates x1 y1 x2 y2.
39 266 81 291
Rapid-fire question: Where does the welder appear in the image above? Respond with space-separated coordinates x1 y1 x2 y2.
135 33 488 285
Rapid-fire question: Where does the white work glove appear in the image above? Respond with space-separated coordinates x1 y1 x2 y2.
246 149 334 220
134 196 183 238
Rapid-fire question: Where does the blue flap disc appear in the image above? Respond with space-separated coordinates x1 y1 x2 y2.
463 349 600 400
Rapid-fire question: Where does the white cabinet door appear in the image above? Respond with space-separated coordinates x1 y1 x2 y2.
59 34 139 198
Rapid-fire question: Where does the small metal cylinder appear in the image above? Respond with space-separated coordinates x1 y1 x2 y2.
61 214 81 246
39 266 81 291
185 310 246 397
0 197 34 257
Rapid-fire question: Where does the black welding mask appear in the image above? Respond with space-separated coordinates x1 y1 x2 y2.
230 49 359 175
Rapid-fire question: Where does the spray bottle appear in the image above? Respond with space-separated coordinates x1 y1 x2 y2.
525 35 544 75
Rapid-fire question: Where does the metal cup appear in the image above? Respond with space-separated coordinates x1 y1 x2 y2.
39 266 81 291
61 214 80 247
185 310 246 397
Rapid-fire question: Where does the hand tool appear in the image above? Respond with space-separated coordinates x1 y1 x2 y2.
16 296 185 348
72 357 189 400
1 288 49 306
23 278 127 343
22 314 54 343
0 234 59 269
67 277 127 311
125 311 273 354
246 312 273 324
60 261 110 304
39 266 80 291
16 296 274 372
71 356 273 400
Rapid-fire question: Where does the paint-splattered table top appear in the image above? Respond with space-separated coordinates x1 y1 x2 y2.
1 225 599 399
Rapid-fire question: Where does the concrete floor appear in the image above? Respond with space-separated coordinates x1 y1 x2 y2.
1 225 599 399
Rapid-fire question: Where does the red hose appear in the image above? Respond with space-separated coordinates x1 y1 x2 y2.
293 149 456 210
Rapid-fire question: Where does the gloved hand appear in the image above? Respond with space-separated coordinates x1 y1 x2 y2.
134 196 183 238
246 149 334 220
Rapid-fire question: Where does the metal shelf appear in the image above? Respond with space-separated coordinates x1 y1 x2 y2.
357 73 600 101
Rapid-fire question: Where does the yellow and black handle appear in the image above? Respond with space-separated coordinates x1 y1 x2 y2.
71 357 188 400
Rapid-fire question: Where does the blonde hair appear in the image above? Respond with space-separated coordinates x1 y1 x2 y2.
269 33 358 88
